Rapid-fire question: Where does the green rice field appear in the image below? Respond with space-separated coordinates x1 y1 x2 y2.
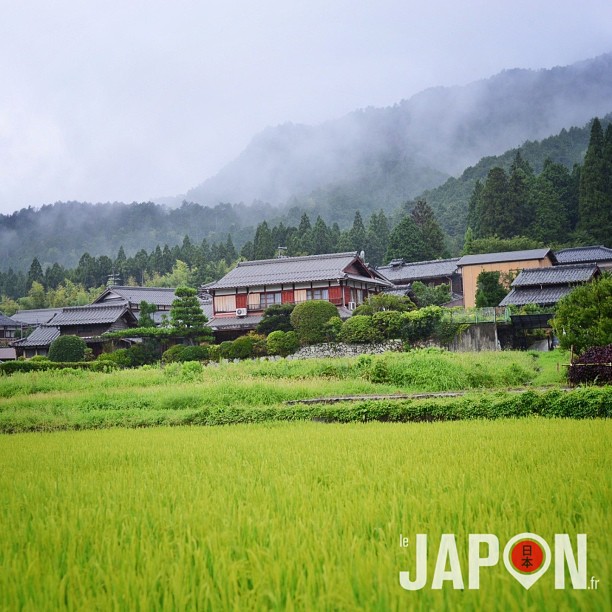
0 419 610 610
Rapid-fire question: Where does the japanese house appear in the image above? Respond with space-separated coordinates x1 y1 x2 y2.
206 252 392 339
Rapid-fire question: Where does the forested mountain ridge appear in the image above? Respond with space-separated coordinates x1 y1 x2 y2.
182 53 612 216
1 113 608 273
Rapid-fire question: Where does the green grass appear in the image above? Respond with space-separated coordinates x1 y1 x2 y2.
0 420 609 610
0 350 569 432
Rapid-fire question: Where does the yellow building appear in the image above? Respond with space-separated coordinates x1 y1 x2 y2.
458 248 557 307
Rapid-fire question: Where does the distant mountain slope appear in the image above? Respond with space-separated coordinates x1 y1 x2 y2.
184 54 612 211
422 113 612 239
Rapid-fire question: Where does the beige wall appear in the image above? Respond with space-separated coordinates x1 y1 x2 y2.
461 257 553 307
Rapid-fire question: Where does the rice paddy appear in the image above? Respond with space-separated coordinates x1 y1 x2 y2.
0 419 609 610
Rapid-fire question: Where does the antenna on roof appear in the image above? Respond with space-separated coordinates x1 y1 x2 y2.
107 270 122 287
276 246 288 259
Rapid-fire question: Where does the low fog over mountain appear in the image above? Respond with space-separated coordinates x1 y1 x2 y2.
182 54 612 208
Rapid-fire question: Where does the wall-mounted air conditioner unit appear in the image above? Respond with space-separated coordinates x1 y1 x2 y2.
235 308 247 317
348 301 356 311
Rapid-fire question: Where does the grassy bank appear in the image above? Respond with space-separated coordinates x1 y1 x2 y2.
0 420 609 610
0 350 572 432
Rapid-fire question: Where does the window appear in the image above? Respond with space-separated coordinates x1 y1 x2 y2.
306 288 329 301
260 292 282 308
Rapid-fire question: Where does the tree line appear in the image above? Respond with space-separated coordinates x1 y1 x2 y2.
0 203 449 313
465 117 612 248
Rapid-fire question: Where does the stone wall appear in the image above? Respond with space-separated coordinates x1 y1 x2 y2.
448 322 500 352
287 339 403 360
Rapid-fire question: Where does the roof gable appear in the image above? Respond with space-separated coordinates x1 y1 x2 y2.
554 245 612 264
458 248 555 266
0 313 18 327
50 304 137 326
207 252 385 289
377 258 460 282
93 286 178 308
511 264 599 287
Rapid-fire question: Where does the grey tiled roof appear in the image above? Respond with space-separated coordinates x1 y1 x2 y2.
207 252 381 289
458 248 554 266
511 264 598 287
50 304 135 326
94 286 178 308
500 286 574 307
208 314 264 330
0 347 16 361
377 258 459 282
554 245 612 264
0 313 18 327
12 308 62 325
12 326 61 347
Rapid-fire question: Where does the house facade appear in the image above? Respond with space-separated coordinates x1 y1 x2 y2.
0 313 19 347
206 252 392 338
458 248 557 308
12 303 138 358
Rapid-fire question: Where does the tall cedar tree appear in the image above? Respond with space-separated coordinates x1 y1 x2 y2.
478 167 512 238
410 199 448 259
366 211 390 267
385 213 426 263
508 152 534 231
26 258 45 290
578 118 612 242
253 221 275 260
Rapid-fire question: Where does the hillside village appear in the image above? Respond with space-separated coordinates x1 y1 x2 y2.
1 244 610 362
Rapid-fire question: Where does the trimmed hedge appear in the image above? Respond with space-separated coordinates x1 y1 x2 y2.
0 361 118 375
48 335 86 362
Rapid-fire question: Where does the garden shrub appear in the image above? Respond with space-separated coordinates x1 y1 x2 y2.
568 344 612 386
338 315 383 343
162 344 210 363
256 304 295 335
323 316 343 342
372 311 403 339
48 335 87 362
290 300 339 345
29 355 50 362
400 306 443 344
218 341 235 359
266 330 300 357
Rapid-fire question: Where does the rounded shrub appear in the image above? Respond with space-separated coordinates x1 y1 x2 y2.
48 335 87 362
267 330 300 357
290 300 339 345
339 315 383 344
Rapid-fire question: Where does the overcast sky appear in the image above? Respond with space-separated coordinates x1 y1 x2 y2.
0 1 610 214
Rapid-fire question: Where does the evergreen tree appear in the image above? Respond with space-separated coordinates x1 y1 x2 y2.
253 221 275 260
26 257 45 290
310 216 332 254
467 180 484 237
410 199 447 259
169 286 212 344
115 246 128 279
578 118 611 242
508 152 534 231
385 214 426 263
240 241 254 260
348 211 367 252
224 234 237 264
478 167 512 238
366 211 390 266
